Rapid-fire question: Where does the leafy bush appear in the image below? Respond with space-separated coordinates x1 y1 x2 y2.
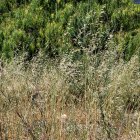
124 32 140 61
0 0 139 60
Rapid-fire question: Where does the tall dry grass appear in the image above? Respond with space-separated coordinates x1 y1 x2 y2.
0 50 140 140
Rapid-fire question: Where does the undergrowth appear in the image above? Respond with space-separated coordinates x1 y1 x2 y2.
0 48 140 140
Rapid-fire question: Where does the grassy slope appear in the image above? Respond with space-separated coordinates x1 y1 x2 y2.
0 51 140 139
0 0 140 139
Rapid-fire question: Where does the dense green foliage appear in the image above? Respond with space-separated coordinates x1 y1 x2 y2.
0 0 140 60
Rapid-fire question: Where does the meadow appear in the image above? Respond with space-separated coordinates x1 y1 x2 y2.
0 49 140 139
0 0 140 139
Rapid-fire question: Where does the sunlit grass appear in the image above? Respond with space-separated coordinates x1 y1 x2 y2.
0 50 139 140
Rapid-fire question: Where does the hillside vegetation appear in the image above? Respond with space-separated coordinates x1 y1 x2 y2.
0 0 140 60
0 0 140 140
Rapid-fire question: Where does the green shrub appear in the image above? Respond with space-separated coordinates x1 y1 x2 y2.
0 0 140 60
124 32 140 61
